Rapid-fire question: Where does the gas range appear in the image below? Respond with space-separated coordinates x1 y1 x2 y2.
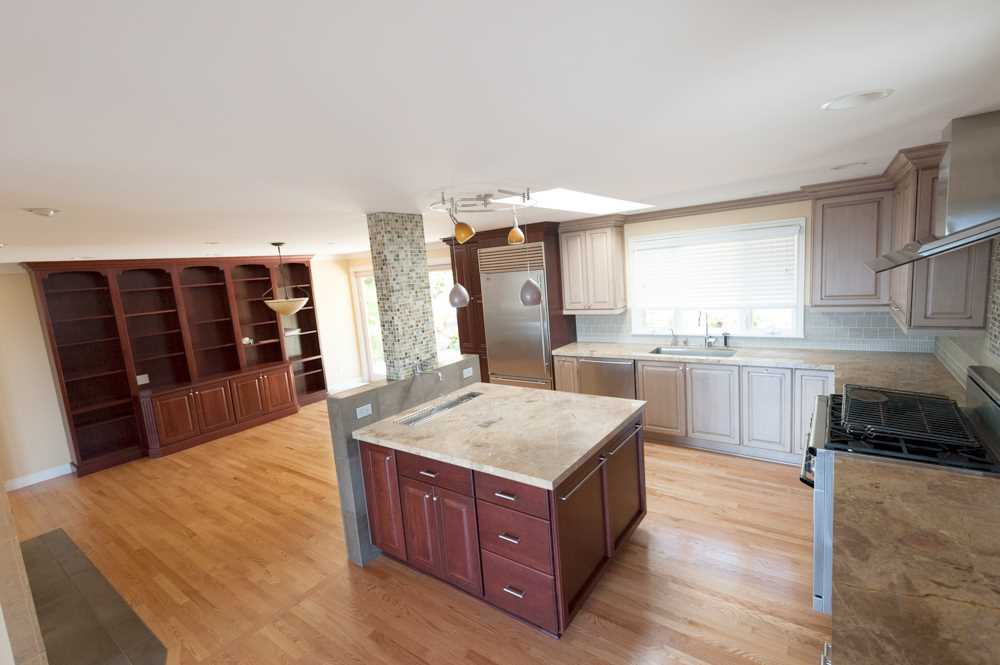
799 365 1000 617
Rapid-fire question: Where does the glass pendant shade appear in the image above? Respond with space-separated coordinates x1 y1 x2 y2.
519 278 543 307
264 297 309 316
449 283 471 308
507 224 525 245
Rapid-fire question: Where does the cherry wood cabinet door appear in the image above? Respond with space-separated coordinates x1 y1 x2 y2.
435 487 483 595
193 381 235 433
399 476 441 577
231 375 267 422
360 443 407 560
262 367 295 412
603 428 644 552
153 392 200 445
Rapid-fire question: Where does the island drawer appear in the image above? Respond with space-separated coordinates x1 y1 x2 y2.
477 500 554 574
474 471 550 520
482 550 558 634
396 451 473 496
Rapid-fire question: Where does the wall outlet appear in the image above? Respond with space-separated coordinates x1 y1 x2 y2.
136 374 150 386
355 403 373 419
462 366 474 379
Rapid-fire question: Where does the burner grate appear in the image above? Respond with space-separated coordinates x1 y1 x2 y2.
841 384 976 446
827 395 1000 473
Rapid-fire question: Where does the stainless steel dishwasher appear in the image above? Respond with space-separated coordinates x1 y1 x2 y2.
576 358 636 399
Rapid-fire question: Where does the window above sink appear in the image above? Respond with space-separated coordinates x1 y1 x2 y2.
628 219 806 338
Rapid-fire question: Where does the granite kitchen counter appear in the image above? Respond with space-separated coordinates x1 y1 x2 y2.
352 381 645 489
833 454 1000 665
553 342 965 402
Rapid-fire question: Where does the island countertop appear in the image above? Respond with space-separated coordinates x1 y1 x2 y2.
352 382 645 490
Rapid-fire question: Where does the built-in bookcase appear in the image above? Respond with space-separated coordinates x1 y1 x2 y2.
40 270 141 473
27 255 328 475
232 263 284 368
181 266 240 377
280 261 327 402
119 268 190 390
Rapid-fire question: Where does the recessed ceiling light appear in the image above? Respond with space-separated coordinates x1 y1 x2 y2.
831 161 869 171
22 207 60 217
821 89 894 110
205 241 221 245
497 188 652 215
0 242 6 248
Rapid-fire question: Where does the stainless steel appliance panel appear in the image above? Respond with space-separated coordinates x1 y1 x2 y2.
481 270 549 382
488 375 553 390
577 358 636 399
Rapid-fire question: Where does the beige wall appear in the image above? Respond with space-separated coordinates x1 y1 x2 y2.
0 274 72 485
310 257 364 389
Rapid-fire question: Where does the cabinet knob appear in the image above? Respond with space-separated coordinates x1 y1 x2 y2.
423 493 430 500
431 495 438 502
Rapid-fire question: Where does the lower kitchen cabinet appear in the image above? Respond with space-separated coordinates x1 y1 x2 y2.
361 443 407 560
358 416 645 636
602 425 644 552
793 369 835 453
740 366 793 452
686 363 740 445
553 356 579 392
140 363 299 457
636 360 686 437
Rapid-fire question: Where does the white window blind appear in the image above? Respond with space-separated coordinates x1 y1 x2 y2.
629 220 805 337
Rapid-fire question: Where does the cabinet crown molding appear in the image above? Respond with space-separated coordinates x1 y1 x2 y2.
884 142 947 184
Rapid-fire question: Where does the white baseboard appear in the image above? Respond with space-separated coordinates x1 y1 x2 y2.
4 464 73 491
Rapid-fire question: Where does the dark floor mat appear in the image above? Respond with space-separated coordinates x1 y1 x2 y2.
20 529 166 665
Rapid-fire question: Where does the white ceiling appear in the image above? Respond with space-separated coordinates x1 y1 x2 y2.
2 0 999 264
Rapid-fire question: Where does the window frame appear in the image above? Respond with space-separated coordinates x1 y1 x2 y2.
627 217 807 338
351 260 460 381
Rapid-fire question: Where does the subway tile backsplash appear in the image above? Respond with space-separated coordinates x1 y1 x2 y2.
575 309 936 353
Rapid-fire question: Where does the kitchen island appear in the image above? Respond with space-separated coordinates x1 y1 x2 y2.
352 382 646 636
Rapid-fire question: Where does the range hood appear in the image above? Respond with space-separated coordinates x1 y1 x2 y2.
867 110 1000 273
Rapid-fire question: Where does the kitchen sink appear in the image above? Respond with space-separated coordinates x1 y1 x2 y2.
648 347 737 358
394 391 483 426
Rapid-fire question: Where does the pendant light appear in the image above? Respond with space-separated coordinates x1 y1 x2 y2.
446 195 476 244
507 207 525 245
448 283 470 308
263 242 310 316
519 253 543 307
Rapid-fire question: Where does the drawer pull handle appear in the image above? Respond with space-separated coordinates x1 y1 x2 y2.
560 456 607 502
498 532 520 545
418 470 438 479
494 490 517 502
502 585 525 599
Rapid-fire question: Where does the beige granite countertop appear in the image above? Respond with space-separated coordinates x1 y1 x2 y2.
352 382 645 489
833 454 1000 665
553 342 966 403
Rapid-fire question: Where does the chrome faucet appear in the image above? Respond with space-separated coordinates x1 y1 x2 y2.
413 359 443 381
700 312 717 348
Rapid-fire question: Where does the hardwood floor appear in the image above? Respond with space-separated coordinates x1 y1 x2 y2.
8 403 831 664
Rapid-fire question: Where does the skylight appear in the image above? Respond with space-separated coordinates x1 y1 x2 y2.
497 188 653 215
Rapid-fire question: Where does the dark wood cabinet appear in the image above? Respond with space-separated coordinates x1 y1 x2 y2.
399 477 441 575
193 381 235 433
358 416 645 636
436 487 483 595
443 222 576 383
232 374 267 422
26 254 328 475
153 392 199 446
360 443 407 560
262 367 295 412
602 427 644 552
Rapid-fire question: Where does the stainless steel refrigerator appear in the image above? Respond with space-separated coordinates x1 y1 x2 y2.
479 243 553 389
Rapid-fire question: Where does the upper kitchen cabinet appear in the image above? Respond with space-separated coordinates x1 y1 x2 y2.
886 145 990 332
558 217 627 314
810 191 894 307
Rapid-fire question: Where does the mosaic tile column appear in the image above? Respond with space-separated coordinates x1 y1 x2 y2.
366 212 438 380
